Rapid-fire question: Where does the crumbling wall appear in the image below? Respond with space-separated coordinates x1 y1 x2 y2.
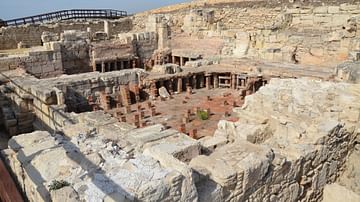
0 18 133 50
59 30 92 74
1 70 145 132
191 78 360 201
141 2 360 65
0 47 63 78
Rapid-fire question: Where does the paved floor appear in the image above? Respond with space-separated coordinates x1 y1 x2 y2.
109 88 244 139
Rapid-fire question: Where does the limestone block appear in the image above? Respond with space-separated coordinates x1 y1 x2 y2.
50 186 80 202
313 6 328 14
340 4 358 11
328 6 340 14
41 32 59 43
143 132 200 162
331 15 350 27
310 47 324 57
143 147 198 201
314 15 332 24
291 16 301 25
199 136 227 152
159 86 170 98
286 9 300 14
323 183 360 202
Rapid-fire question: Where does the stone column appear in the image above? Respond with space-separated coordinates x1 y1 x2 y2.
172 56 175 64
177 78 183 93
232 74 237 89
56 90 65 105
114 61 118 71
120 61 124 70
101 61 105 73
213 74 219 88
180 57 184 66
169 79 174 94
92 61 97 72
104 20 111 39
241 79 245 86
199 75 204 88
205 76 210 90
150 82 158 98
192 75 197 89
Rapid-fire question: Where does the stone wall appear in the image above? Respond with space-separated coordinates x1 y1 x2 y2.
0 70 145 133
191 78 360 201
0 18 132 50
0 48 64 78
138 2 360 66
1 77 359 202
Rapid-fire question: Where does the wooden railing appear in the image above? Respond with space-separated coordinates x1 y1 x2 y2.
0 157 24 202
0 9 127 27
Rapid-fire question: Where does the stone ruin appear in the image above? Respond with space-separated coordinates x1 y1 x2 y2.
0 0 359 202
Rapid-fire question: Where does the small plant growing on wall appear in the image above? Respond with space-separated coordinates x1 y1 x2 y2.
48 180 71 191
197 110 209 120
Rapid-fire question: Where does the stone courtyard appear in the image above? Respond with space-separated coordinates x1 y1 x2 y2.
0 0 360 202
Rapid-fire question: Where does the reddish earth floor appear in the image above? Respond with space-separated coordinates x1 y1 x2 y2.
108 88 244 139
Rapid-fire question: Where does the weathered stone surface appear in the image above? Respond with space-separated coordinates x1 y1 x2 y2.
323 183 360 202
159 86 171 98
50 186 80 202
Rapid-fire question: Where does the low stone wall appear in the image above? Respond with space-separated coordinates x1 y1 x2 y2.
0 18 133 50
0 49 63 78
0 69 145 133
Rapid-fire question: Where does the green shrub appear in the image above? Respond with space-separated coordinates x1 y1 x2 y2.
48 180 70 191
197 110 209 120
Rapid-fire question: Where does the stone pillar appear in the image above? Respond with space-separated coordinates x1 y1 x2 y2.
172 56 175 64
241 79 245 86
104 20 111 39
55 90 65 105
132 59 137 69
232 74 237 89
177 78 183 93
169 79 174 94
192 75 197 89
158 21 169 49
92 62 97 72
180 57 184 66
199 75 204 88
205 76 210 90
150 82 158 98
120 61 124 70
101 62 105 73
213 74 219 88
114 61 118 70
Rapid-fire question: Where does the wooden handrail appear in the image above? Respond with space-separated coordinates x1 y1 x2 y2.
0 157 24 202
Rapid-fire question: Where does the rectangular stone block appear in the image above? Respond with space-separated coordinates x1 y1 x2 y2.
328 6 340 14
331 15 350 27
313 6 328 14
340 4 358 11
314 16 332 23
